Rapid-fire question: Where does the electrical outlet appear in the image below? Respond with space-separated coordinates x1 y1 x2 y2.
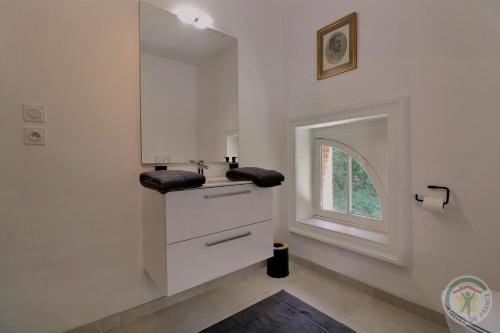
23 104 46 123
24 127 46 145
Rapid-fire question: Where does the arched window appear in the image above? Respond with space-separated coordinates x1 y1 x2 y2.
314 139 387 231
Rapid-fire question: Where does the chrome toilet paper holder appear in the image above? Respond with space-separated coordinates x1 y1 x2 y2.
415 185 450 208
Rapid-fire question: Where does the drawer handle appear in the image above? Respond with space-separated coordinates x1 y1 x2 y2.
204 190 251 199
205 232 252 247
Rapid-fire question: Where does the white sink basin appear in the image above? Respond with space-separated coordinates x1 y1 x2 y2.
205 177 231 184
203 177 251 187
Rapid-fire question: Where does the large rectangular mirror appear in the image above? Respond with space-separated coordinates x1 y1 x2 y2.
140 2 239 164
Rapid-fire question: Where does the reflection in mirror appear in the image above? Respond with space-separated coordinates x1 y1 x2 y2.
140 2 238 164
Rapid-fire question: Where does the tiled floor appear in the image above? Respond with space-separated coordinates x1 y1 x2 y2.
106 262 448 333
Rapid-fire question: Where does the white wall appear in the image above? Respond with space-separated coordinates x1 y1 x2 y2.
284 0 500 312
0 0 285 332
141 52 197 163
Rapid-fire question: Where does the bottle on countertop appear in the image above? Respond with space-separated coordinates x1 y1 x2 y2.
155 165 167 171
154 155 168 171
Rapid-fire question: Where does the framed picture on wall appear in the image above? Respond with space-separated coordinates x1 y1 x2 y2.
317 12 357 80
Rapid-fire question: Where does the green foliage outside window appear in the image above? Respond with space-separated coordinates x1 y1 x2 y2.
351 159 382 219
325 146 382 220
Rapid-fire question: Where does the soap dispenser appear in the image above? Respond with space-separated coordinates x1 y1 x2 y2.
229 156 239 169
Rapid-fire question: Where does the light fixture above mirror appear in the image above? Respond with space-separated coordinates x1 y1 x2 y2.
173 6 213 29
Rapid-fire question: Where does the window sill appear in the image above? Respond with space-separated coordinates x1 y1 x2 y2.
298 217 388 244
290 217 404 266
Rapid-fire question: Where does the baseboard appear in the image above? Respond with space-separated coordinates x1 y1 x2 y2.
289 255 448 328
65 261 266 333
67 256 447 332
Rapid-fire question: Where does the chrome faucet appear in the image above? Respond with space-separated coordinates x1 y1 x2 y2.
189 160 209 175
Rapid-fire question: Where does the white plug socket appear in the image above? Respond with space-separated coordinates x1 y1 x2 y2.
24 127 46 145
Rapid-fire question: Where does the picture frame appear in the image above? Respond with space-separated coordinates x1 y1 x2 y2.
317 12 357 80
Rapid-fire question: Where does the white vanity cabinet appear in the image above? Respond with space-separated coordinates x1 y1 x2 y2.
142 182 274 296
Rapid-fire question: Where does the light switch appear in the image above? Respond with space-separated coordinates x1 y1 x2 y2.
23 104 46 123
24 127 46 145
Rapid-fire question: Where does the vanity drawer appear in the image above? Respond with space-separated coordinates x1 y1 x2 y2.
165 184 272 244
166 220 273 296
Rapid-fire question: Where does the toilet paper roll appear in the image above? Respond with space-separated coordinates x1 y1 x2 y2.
422 196 445 213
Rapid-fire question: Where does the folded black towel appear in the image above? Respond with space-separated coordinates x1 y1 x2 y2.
140 170 205 194
226 167 285 187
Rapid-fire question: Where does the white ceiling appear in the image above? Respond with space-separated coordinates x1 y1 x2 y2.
140 2 236 66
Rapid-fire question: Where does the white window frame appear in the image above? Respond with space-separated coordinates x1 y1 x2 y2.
313 139 388 232
287 97 410 266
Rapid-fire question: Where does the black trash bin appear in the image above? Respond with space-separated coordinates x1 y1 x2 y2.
267 242 289 278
